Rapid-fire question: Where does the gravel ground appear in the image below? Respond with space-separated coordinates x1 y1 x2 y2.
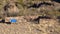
0 19 60 34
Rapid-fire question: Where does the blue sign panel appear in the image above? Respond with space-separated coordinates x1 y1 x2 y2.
10 19 17 23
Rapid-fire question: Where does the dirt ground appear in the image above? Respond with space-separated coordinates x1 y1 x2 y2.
0 19 60 34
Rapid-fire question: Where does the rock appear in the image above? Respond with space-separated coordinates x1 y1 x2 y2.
3 0 19 17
